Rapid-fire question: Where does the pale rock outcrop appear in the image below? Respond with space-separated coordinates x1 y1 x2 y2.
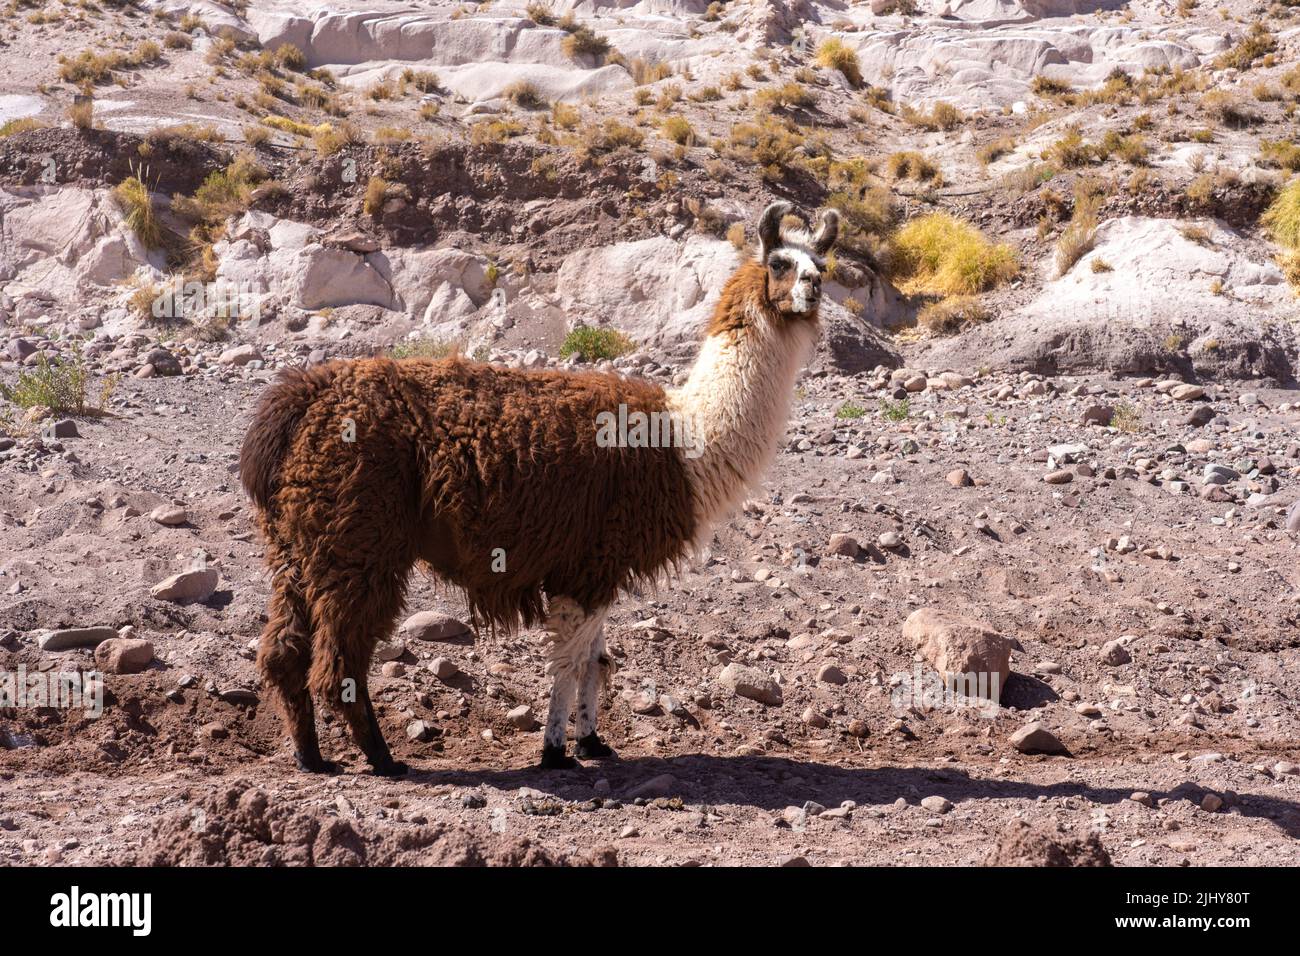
556 235 742 346
919 217 1299 380
0 186 160 303
848 23 1204 109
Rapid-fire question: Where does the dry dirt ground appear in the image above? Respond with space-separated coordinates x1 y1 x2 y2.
2 353 1298 866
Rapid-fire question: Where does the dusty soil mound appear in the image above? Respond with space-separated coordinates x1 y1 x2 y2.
128 780 617 867
984 821 1113 867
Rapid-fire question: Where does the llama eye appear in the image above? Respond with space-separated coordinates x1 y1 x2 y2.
770 259 790 274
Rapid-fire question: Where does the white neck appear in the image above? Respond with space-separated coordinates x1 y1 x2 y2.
669 306 818 540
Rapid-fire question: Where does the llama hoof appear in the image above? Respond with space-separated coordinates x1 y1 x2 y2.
539 745 578 770
574 733 616 760
295 753 340 775
370 759 410 777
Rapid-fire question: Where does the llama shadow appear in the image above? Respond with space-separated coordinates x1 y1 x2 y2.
412 754 1300 839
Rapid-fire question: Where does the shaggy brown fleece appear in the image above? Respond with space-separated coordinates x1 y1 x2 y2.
240 356 696 770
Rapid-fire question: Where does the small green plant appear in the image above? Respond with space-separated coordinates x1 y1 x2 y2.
1055 183 1102 277
1111 401 1142 433
885 150 939 182
661 114 694 145
0 341 114 424
1211 22 1275 72
525 2 555 25
559 325 634 362
363 176 388 216
835 402 867 419
1262 178 1300 251
880 398 910 422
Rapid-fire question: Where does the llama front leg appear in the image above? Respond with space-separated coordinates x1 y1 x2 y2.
541 669 580 769
540 597 607 769
575 628 616 760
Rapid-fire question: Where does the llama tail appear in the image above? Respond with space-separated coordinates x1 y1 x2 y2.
239 364 335 511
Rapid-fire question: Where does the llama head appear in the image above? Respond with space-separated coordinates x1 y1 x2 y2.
756 201 840 318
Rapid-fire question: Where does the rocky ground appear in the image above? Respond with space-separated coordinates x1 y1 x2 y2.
2 343 1298 865
2 0 1300 866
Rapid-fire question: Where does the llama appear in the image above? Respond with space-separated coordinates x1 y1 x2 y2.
239 201 839 774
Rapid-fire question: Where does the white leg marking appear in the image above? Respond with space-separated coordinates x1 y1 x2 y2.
575 627 608 739
541 598 608 751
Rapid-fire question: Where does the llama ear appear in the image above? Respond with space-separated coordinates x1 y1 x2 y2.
812 209 840 255
758 201 792 261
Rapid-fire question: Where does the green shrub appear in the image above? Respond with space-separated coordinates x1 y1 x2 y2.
0 342 101 418
559 325 634 362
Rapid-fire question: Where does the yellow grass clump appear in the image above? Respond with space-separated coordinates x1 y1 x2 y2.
814 38 861 88
889 213 1019 296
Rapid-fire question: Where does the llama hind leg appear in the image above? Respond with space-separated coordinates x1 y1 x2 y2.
540 597 607 769
257 578 335 774
574 627 616 760
308 589 410 777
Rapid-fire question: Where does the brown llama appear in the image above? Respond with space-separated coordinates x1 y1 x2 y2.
239 201 840 774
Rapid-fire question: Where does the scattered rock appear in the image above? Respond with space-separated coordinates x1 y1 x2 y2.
984 821 1111 866
218 344 263 367
626 774 677 799
150 504 188 526
717 663 782 706
904 607 1012 702
1009 722 1067 755
399 611 472 642
93 638 155 674
506 705 537 731
1099 639 1132 666
878 531 903 550
816 663 848 685
1081 405 1113 426
429 657 459 681
49 419 79 438
150 568 219 604
921 795 953 814
826 533 860 557
39 626 117 651
406 720 439 743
